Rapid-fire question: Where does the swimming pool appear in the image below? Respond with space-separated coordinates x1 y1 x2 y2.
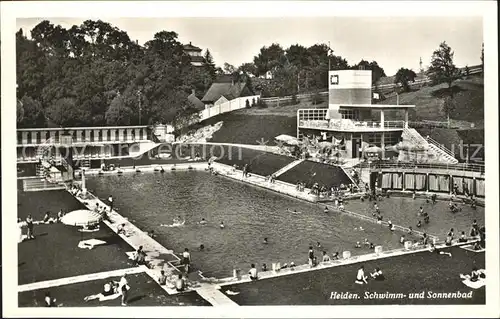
86 171 420 278
344 196 484 239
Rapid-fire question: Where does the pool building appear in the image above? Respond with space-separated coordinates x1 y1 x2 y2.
297 70 458 164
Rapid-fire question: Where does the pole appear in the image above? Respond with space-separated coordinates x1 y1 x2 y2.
138 90 142 125
328 41 331 71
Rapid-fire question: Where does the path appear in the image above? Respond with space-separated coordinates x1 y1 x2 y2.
272 159 305 177
18 267 146 292
217 240 479 287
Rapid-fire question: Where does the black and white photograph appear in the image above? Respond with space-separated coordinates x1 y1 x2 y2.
1 1 498 317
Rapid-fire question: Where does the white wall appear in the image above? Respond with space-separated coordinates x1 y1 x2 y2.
199 95 261 121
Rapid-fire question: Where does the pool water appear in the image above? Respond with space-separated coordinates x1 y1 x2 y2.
344 196 484 239
86 171 419 278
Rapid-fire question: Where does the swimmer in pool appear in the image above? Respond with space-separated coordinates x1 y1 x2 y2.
324 206 329 213
263 237 268 244
316 241 321 248
417 220 422 228
355 241 361 248
199 244 205 251
287 209 300 214
220 221 225 229
199 218 207 225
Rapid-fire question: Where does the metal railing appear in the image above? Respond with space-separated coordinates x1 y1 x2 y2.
426 136 455 157
358 160 485 174
299 119 406 131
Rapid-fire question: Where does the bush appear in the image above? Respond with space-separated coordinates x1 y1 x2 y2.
311 91 323 105
256 98 268 109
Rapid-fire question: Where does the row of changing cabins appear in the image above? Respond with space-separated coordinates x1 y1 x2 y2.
375 171 485 197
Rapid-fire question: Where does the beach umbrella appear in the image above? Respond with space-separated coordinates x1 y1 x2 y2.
396 141 429 151
61 209 102 227
364 146 383 153
317 141 334 148
275 134 300 146
385 145 399 152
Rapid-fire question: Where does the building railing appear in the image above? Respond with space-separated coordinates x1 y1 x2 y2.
426 136 455 157
359 160 485 174
17 126 151 146
299 119 406 131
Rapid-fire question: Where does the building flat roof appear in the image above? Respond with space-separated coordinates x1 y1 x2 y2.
338 104 415 109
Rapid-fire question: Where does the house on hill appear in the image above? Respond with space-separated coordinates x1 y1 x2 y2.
201 80 254 107
187 89 205 111
183 42 204 67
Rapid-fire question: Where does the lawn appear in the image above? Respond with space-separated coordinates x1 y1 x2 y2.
19 272 211 307
212 145 295 177
222 246 485 305
278 160 353 188
378 77 483 125
184 109 298 145
18 189 135 284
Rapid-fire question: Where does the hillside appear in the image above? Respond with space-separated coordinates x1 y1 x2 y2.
183 75 483 146
377 76 484 126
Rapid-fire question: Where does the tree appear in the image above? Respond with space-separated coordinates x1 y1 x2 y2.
239 62 257 77
352 60 386 85
253 43 286 77
441 96 456 126
394 68 417 92
223 62 237 75
480 43 484 74
105 95 134 125
427 41 462 95
203 49 216 79
17 99 25 125
46 97 88 127
17 95 46 128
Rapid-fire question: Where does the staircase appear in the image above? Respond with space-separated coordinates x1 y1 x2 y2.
402 128 458 164
80 158 91 169
273 159 305 177
425 136 459 164
23 178 66 192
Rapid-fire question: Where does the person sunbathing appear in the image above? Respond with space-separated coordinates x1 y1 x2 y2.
460 267 485 282
84 281 120 302
42 212 57 224
370 267 385 281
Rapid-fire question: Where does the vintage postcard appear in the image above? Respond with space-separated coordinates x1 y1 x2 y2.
1 1 498 318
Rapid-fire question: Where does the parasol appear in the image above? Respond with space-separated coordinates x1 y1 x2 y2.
61 209 102 227
364 146 383 153
275 134 300 146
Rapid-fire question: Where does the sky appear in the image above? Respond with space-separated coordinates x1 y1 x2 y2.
17 17 483 76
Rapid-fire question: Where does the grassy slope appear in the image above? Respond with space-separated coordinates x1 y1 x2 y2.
188 76 482 146
377 76 484 125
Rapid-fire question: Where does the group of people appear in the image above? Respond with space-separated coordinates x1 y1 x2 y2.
265 174 277 184
18 210 68 242
355 265 385 284
355 238 377 250
84 273 130 306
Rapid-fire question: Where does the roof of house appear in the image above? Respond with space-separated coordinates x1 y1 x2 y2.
183 42 202 52
201 82 248 103
187 93 205 111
